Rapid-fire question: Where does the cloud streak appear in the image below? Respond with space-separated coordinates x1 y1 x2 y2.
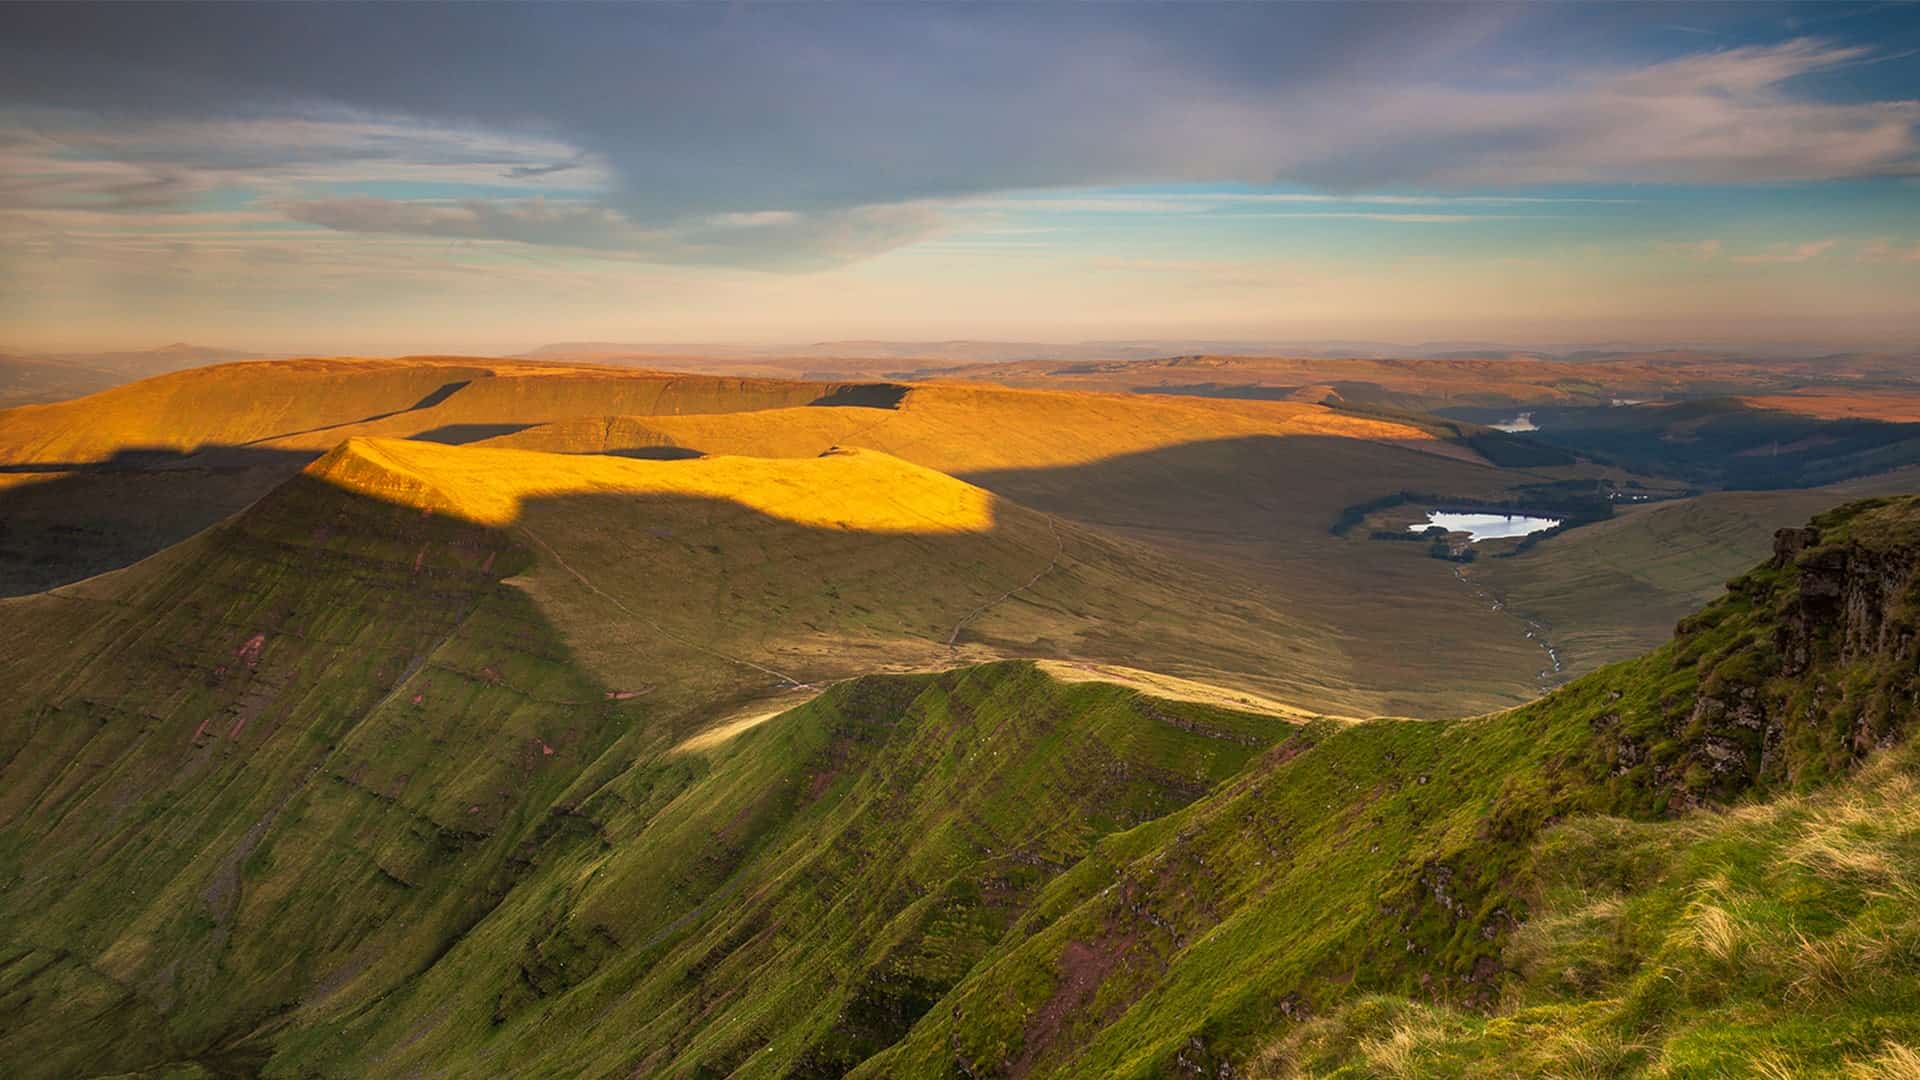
1731 239 1839 263
1861 237 1920 262
280 195 946 270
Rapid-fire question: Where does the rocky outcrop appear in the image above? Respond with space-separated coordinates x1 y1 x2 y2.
1588 501 1920 811
1773 524 1920 674
1662 504 1920 802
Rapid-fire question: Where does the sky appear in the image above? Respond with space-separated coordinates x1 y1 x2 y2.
2 1 1918 354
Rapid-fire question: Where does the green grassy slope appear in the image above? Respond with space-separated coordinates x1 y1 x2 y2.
1257 739 1920 1076
269 663 1296 1078
851 495 1920 1077
0 442 1318 1078
7 437 1920 1076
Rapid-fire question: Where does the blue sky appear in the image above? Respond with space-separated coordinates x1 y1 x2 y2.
1 2 1917 351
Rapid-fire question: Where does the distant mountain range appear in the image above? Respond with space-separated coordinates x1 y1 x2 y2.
6 339 1913 408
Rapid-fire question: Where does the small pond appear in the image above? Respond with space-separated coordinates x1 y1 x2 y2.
1410 511 1562 543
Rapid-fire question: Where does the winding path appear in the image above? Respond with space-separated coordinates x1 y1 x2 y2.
947 514 1064 647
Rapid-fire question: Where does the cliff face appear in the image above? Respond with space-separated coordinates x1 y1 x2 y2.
1775 521 1920 676
1644 497 1920 808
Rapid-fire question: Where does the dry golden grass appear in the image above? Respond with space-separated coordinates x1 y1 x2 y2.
481 380 1484 473
1742 390 1920 423
1851 1043 1920 1080
1686 899 1743 963
309 437 999 534
0 356 866 465
1355 1019 1434 1078
1031 659 1337 721
1784 777 1920 903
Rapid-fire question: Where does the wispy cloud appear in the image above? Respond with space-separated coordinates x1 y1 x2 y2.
1731 239 1838 264
966 192 1609 216
1657 239 1723 260
1240 212 1506 224
1861 237 1920 262
0 115 608 213
281 195 945 270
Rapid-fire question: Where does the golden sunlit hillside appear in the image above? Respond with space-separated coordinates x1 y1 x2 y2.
1 358 1574 714
480 381 1484 470
0 356 890 466
289 436 1357 716
309 437 997 533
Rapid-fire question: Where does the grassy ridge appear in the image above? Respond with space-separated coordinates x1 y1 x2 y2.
0 470 640 1077
268 663 1295 1078
0 357 881 466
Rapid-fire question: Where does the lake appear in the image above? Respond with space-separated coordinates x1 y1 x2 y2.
1410 511 1562 542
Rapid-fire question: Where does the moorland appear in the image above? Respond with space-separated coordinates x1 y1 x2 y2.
4 345 1920 1077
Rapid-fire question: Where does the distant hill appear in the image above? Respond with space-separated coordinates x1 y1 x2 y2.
0 343 263 405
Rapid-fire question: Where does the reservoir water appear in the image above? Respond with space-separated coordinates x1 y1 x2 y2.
1410 511 1562 542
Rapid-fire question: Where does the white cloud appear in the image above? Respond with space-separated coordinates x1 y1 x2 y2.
1161 39 1920 188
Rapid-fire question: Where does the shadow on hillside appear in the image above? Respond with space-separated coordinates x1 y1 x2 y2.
0 445 318 596
407 423 538 445
0 458 1318 1079
234 378 481 446
1440 399 1920 489
604 445 704 460
1131 383 1306 401
806 383 909 409
955 433 1517 545
213 469 1372 722
0 432 1577 714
